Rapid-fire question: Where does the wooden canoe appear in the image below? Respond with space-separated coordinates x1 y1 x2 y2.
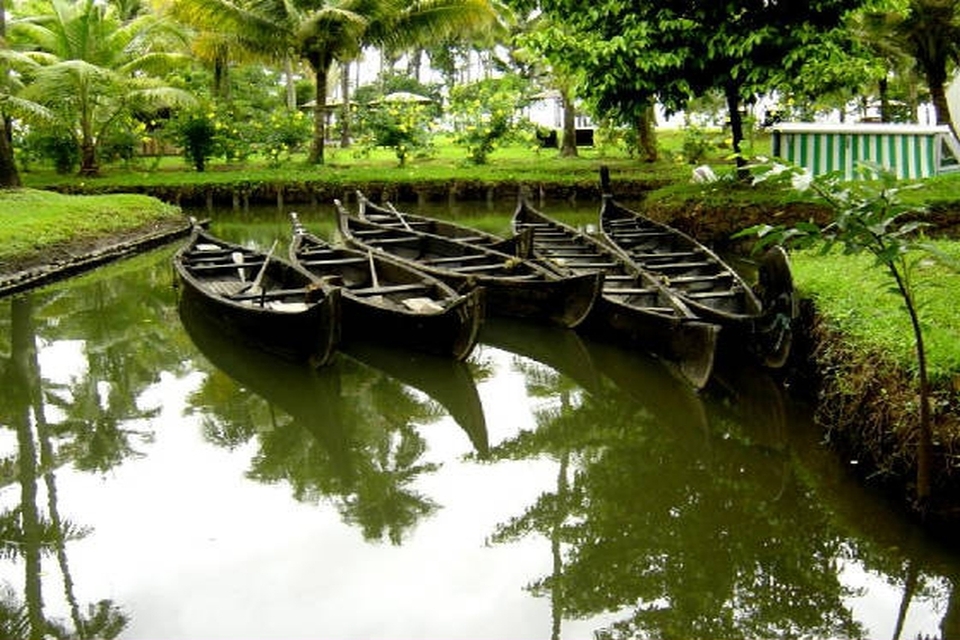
597 166 795 368
289 212 483 361
357 191 507 247
512 198 720 389
336 200 602 329
173 222 340 367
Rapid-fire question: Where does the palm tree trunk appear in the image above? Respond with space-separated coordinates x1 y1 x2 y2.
12 296 46 640
284 55 297 111
310 61 328 165
0 113 21 188
340 61 351 148
213 43 230 101
0 0 21 188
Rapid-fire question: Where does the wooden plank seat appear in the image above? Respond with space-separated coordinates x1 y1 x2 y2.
541 249 607 258
190 261 265 272
422 254 490 265
603 286 655 295
555 260 619 269
638 260 715 270
685 289 741 299
630 250 702 260
299 256 368 266
667 273 734 284
297 247 338 257
449 235 491 243
610 230 674 239
184 252 255 264
228 287 310 301
447 263 514 273
351 283 431 296
366 236 419 245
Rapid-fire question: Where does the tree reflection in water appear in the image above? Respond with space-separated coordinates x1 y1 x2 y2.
2 229 960 638
480 326 871 639
179 294 491 545
1 294 129 639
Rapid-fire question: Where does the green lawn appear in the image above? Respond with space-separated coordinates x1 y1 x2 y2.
0 189 181 259
790 241 960 382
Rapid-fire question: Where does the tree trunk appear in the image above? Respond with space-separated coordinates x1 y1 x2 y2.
213 43 230 101
879 76 890 122
638 103 658 162
310 61 328 165
284 54 297 111
340 61 351 149
0 0 20 188
724 80 748 178
11 296 46 640
559 86 578 158
0 113 21 188
927 73 958 139
79 137 99 177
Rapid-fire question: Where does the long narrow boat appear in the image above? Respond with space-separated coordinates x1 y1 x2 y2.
289 212 483 361
336 201 602 329
597 166 795 368
173 222 340 367
356 191 508 247
512 199 720 389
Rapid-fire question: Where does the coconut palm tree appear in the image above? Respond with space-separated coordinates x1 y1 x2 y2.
894 0 960 136
8 0 194 176
171 0 502 165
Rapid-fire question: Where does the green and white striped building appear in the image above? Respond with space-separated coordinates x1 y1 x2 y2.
770 123 960 180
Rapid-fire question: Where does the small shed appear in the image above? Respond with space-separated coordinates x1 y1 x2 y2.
770 122 960 180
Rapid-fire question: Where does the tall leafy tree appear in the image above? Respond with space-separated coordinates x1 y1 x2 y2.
533 0 866 172
171 0 501 165
8 0 193 176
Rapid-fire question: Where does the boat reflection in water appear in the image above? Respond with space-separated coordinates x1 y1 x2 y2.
178 294 488 543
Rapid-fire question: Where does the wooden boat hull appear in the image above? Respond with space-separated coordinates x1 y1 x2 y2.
173 225 340 367
598 167 795 367
513 198 719 389
357 192 507 248
290 219 483 361
337 201 601 329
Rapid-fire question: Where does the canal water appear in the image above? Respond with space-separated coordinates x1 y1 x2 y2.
1 200 958 639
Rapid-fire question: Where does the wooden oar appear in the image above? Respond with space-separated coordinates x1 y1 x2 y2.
246 239 279 298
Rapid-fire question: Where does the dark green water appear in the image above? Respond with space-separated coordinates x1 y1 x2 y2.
1 200 958 639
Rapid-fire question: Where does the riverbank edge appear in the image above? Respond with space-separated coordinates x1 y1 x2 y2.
2 182 957 533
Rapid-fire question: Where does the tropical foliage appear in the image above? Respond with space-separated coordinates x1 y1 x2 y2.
4 0 194 176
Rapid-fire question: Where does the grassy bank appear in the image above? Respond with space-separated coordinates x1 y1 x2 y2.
0 189 181 263
791 243 960 383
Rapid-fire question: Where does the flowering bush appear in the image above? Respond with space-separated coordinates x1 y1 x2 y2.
261 109 312 167
448 77 529 165
355 101 435 166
